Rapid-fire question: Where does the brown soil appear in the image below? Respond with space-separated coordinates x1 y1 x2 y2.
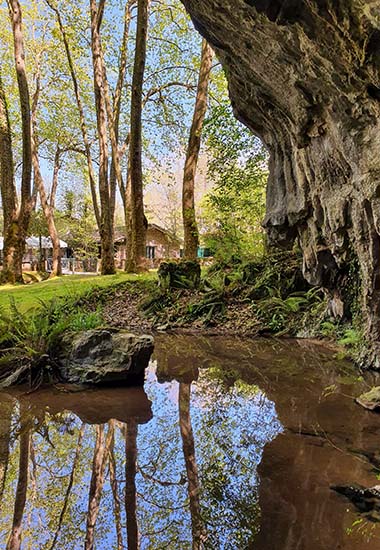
102 285 263 336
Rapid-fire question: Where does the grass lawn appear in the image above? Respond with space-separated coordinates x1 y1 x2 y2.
0 271 157 313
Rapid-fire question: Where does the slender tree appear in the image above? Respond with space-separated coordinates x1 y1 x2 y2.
45 0 115 275
89 0 116 275
0 73 18 282
0 0 34 283
182 39 213 259
31 68 62 276
125 0 150 272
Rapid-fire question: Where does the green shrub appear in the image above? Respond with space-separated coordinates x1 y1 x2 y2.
0 297 103 389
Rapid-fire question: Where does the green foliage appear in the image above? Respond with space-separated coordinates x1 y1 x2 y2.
253 294 307 333
336 327 364 360
338 328 362 348
158 260 201 290
202 100 268 261
320 321 339 339
187 290 226 325
0 298 54 360
0 296 103 388
28 210 49 238
141 250 332 334
58 191 98 260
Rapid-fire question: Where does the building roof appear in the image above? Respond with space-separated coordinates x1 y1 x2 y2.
0 236 68 250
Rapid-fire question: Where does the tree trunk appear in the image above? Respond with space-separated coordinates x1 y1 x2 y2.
107 3 133 259
108 2 133 265
125 0 150 273
178 383 206 549
6 412 30 550
9 0 33 242
47 0 119 274
49 144 61 210
0 0 33 284
180 0 380 367
31 76 62 277
0 74 21 284
46 0 100 227
90 0 115 276
48 146 63 277
125 420 139 550
182 39 213 260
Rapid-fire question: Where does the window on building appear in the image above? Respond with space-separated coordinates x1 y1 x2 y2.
146 246 155 259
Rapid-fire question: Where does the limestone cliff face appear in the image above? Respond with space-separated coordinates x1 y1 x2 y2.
181 0 380 365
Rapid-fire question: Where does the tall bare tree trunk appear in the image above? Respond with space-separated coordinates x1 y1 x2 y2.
0 74 20 284
182 40 213 260
125 0 149 273
90 0 115 275
0 0 33 284
107 1 133 270
178 383 207 549
31 74 62 277
49 145 61 212
46 0 101 227
9 0 33 263
6 411 30 550
125 420 139 550
46 0 117 275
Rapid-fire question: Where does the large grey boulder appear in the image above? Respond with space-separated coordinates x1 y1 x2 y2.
59 329 154 385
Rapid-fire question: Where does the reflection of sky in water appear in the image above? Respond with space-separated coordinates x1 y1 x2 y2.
0 361 282 550
140 366 282 548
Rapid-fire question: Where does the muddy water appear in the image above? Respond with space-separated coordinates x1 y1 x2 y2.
0 335 380 549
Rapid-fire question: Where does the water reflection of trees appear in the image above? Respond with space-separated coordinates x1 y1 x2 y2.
125 420 139 550
179 382 206 549
0 399 12 502
6 405 30 550
0 388 153 549
0 355 281 549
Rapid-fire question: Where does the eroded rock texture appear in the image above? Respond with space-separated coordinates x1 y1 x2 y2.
181 0 380 365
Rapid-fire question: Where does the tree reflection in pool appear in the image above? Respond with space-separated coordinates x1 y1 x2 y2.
0 335 380 549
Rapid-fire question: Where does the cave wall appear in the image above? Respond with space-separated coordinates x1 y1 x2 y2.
181 0 380 365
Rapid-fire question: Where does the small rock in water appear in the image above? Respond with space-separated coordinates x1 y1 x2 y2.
355 386 380 411
331 484 380 521
59 329 154 386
